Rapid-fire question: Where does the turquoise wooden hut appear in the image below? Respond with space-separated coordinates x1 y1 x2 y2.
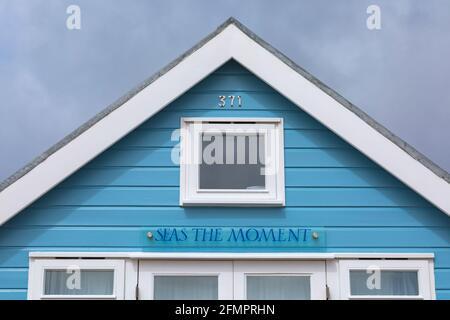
0 18 449 300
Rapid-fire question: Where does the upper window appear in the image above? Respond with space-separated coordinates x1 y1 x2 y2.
180 118 285 206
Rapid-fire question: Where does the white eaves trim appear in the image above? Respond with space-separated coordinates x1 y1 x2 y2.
28 252 435 260
227 24 450 216
0 24 233 226
0 22 449 226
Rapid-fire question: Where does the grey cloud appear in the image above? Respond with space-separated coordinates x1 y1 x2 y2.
0 0 449 181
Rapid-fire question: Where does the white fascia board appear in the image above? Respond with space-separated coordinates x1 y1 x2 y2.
0 26 234 226
1 24 449 226
227 25 450 215
29 252 434 260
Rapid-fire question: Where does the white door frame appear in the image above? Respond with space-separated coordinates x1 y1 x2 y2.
137 259 326 300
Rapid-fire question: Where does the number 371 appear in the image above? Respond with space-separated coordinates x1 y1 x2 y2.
218 95 242 108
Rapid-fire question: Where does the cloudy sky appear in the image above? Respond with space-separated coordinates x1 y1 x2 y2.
0 0 449 181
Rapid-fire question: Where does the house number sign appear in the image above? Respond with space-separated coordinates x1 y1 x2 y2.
218 95 242 108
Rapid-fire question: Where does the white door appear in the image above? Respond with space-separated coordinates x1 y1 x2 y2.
138 260 233 300
138 260 326 300
233 261 327 300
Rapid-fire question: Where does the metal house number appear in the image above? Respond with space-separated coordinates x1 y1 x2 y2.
218 95 242 108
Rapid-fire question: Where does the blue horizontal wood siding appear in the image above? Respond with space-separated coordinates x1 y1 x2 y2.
57 167 403 188
0 290 27 300
85 148 378 168
0 60 449 299
30 187 430 207
0 269 28 289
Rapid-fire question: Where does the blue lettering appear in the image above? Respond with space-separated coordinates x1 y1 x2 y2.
260 228 276 242
180 228 188 241
288 228 300 242
303 229 309 241
154 228 165 241
214 228 223 241
228 228 246 242
192 228 203 241
148 227 320 246
277 228 287 241
168 228 178 241
245 228 259 241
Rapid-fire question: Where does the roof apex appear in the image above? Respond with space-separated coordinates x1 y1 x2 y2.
1 18 449 223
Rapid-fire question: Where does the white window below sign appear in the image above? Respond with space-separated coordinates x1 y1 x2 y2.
180 118 285 206
338 259 434 300
28 259 125 300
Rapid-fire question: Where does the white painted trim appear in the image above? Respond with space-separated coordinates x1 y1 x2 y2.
333 253 435 259
180 117 285 206
124 259 138 300
325 260 340 300
428 259 437 300
1 23 449 225
28 252 434 260
181 117 284 123
0 25 234 225
227 23 450 215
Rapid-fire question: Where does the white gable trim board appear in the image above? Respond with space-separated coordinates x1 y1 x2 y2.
0 18 449 227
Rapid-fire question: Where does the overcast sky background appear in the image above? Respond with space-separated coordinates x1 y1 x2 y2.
0 0 449 181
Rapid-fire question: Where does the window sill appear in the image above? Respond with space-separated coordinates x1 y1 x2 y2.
180 199 285 207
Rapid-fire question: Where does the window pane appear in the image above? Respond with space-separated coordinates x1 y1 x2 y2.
350 270 419 296
44 270 114 295
199 133 265 189
154 276 218 300
246 276 311 300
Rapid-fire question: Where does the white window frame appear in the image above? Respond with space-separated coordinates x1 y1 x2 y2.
27 253 436 300
233 260 327 300
138 260 233 300
28 259 125 300
180 118 285 206
338 259 434 300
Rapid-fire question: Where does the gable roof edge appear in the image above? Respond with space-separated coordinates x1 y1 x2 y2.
228 18 450 184
0 17 449 225
0 18 236 193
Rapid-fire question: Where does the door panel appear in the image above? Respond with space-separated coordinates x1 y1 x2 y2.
138 260 233 300
233 261 327 300
246 275 311 299
138 260 326 300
